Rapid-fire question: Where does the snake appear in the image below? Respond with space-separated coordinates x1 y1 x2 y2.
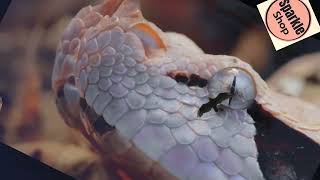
51 0 320 179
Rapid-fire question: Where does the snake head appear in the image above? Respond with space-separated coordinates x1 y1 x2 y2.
51 0 267 179
52 0 320 179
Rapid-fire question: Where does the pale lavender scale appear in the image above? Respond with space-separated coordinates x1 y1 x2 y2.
195 88 209 98
109 84 128 98
240 157 264 180
165 114 186 128
101 46 116 57
113 63 127 75
177 94 197 105
133 125 176 161
96 15 113 30
114 53 125 65
120 44 133 56
152 60 165 68
195 97 207 108
88 69 100 84
85 38 99 54
125 91 146 110
82 12 102 28
147 76 160 88
92 92 112 115
197 62 207 70
159 145 198 179
230 135 257 158
116 110 146 139
103 98 129 126
159 57 173 64
210 126 233 148
180 105 197 120
154 88 179 100
146 109 167 124
244 113 255 124
160 63 177 74
110 27 125 49
61 54 76 74
191 137 219 162
135 84 153 96
148 66 160 76
110 74 123 83
135 64 147 73
134 72 149 85
159 76 177 89
223 111 245 133
79 53 89 69
127 68 137 77
88 54 101 67
215 149 243 176
226 110 247 123
79 69 88 93
98 78 112 91
121 77 135 89
124 57 136 67
230 175 247 180
200 69 213 79
85 84 100 106
62 18 84 41
123 33 145 62
187 88 196 96
83 27 99 41
171 124 196 145
206 114 225 129
188 164 228 180
85 66 92 74
187 64 199 74
174 59 187 70
69 38 81 55
97 30 111 49
99 66 113 77
240 124 256 138
208 64 217 74
144 94 161 109
160 99 181 113
188 121 211 136
175 84 189 94
101 56 116 67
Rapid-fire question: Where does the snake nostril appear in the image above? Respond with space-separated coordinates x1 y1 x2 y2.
57 86 65 98
67 76 76 85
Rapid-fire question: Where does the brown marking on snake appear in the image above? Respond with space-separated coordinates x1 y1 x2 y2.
167 71 208 87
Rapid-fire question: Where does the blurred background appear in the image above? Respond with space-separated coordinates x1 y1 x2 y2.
0 0 319 179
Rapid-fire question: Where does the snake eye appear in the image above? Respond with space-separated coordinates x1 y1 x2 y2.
208 67 256 110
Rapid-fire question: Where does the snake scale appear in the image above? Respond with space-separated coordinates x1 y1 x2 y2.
52 0 320 179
